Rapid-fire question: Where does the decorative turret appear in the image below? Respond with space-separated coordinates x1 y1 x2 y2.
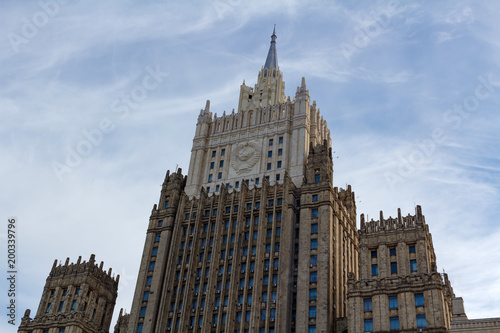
18 255 118 333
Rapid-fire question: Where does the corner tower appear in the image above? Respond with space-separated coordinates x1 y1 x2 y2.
18 255 119 333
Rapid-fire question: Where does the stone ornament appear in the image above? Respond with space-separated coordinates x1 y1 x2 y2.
230 141 261 175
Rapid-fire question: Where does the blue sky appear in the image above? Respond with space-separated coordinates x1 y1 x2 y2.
1 0 500 330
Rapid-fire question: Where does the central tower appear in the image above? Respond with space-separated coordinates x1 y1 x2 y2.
125 29 358 333
185 28 331 197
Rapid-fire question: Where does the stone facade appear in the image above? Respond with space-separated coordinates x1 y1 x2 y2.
18 254 119 333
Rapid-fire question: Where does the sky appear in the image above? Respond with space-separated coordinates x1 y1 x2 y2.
1 0 500 331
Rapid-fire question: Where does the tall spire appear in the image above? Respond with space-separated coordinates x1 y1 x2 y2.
264 25 278 70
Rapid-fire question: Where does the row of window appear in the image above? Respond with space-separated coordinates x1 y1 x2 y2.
206 174 281 193
371 245 416 258
364 314 426 331
371 259 417 276
364 293 424 311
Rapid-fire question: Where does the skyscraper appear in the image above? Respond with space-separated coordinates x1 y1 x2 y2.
125 28 359 333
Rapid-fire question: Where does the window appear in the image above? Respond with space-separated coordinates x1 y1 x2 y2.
415 293 424 307
204 210 210 217
247 203 252 210
279 136 283 144
269 139 274 146
208 174 213 182
58 301 64 311
277 198 282 205
371 250 377 258
274 258 279 269
312 194 318 202
146 276 152 286
234 205 239 212
213 209 218 216
409 245 416 253
310 271 317 282
309 306 316 318
275 227 281 236
251 246 256 255
389 296 398 309
311 239 318 250
261 309 266 320
390 248 396 256
268 151 273 158
308 326 316 333
218 172 222 179
277 161 282 168
314 174 320 183
410 259 417 272
236 311 242 322
148 261 155 271
212 150 216 157
221 148 225 156
364 319 373 332
278 148 282 156
372 264 378 276
390 316 400 330
158 220 163 227
364 298 372 311
216 185 220 192
310 255 317 266
140 306 146 317
276 174 280 181
71 300 76 310
416 314 427 328
311 209 318 218
267 163 272 170
266 243 271 253
235 181 240 188
59 329 65 333
262 292 268 302
309 288 317 300
391 262 397 274
219 160 224 167
143 291 149 301
253 231 258 240
155 233 161 242
206 187 210 193
242 247 248 256
210 162 214 169
311 223 318 233
263 275 269 286
274 242 280 252
164 200 169 208
152 247 158 256
255 178 260 184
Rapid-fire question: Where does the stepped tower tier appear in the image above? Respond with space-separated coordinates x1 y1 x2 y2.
185 28 331 198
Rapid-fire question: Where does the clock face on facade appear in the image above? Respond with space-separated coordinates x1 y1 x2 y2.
229 140 261 177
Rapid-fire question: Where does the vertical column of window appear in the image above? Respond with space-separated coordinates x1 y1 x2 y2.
389 247 397 275
371 249 379 277
409 244 417 272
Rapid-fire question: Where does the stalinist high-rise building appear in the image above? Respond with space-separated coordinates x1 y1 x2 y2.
124 28 359 333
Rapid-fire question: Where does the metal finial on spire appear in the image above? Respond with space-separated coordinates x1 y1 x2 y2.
264 26 278 70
